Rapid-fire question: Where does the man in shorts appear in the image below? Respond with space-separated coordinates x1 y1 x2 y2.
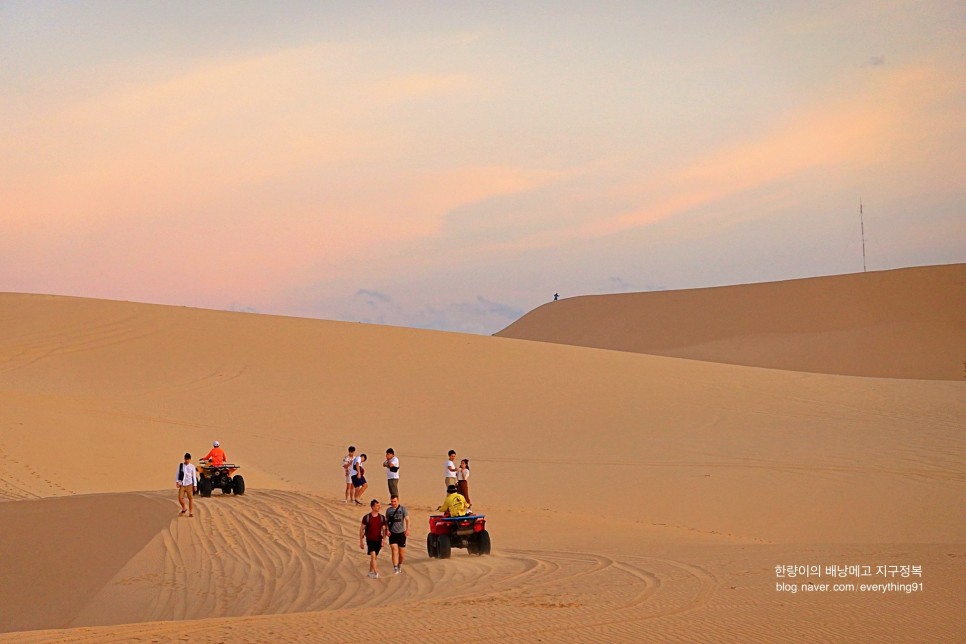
359 499 388 578
351 453 368 505
444 450 458 491
383 448 400 498
342 445 356 503
386 494 410 574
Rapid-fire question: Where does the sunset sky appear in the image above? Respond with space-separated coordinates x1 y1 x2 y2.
3 1 964 333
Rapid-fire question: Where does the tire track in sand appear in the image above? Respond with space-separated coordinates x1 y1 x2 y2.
54 490 718 639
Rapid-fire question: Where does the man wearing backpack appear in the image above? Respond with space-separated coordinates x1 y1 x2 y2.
386 494 410 574
176 452 198 517
350 453 368 505
359 499 388 579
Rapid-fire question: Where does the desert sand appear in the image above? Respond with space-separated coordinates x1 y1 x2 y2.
0 265 963 642
498 264 966 380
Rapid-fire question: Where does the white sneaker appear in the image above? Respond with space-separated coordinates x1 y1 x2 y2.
393 566 400 574
372 572 379 579
367 571 375 579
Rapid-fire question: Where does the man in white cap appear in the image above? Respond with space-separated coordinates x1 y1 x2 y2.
204 440 227 466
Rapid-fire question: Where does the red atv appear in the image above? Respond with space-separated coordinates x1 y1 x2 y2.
426 514 491 559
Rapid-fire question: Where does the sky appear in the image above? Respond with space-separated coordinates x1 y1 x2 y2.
2 1 964 334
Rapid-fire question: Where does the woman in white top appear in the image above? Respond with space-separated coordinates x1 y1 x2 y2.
456 458 471 507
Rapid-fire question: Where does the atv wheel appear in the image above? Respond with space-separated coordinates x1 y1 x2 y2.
198 477 213 497
427 533 438 558
477 530 491 556
232 475 245 495
436 534 452 559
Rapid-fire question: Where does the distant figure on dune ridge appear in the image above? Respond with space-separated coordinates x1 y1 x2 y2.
438 483 469 518
386 494 410 574
176 452 198 518
554 293 559 301
444 450 458 491
351 453 368 505
203 440 226 467
457 458 471 507
383 448 400 498
360 499 388 579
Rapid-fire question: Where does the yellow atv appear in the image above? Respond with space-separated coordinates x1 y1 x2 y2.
197 460 245 497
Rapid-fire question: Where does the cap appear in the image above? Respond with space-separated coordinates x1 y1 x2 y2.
213 440 220 447
447 484 458 493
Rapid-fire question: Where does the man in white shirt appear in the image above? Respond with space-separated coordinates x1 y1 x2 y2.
444 450 458 491
176 452 198 517
350 453 368 505
342 446 356 503
383 448 400 498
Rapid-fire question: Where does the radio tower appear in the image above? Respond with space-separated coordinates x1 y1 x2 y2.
859 199 867 272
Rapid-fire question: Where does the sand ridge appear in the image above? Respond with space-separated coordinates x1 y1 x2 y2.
497 264 966 380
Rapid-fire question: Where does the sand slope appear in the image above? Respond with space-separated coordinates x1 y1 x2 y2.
496 264 966 380
0 289 963 641
0 493 173 633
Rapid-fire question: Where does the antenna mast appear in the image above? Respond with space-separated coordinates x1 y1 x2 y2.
859 198 867 272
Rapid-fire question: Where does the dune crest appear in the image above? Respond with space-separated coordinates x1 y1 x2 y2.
497 264 966 380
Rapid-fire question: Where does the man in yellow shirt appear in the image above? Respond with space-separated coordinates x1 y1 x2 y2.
438 484 469 517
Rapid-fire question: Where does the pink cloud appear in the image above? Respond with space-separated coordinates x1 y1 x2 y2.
546 64 959 244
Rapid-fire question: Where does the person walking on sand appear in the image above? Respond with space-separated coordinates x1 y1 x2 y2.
176 452 198 517
386 494 410 574
444 450 458 490
342 445 356 503
359 499 388 579
457 458 471 507
351 453 368 505
383 448 400 498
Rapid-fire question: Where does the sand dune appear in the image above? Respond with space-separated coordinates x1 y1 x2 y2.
0 287 963 641
0 493 173 633
497 264 966 380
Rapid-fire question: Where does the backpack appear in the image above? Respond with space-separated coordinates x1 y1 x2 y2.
387 506 404 529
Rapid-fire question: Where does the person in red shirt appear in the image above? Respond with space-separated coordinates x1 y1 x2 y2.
204 440 227 466
359 499 388 579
